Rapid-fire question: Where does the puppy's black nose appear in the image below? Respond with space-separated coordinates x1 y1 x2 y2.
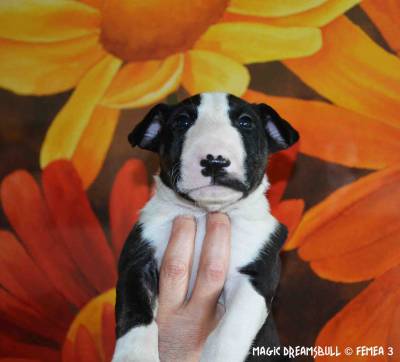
200 154 231 177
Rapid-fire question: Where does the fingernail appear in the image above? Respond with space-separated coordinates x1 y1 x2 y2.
207 213 230 226
174 215 195 223
172 215 195 232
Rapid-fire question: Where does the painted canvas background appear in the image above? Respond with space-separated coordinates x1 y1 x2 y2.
0 1 399 361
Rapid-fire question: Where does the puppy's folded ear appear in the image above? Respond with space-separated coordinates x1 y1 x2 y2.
128 103 170 152
255 104 299 153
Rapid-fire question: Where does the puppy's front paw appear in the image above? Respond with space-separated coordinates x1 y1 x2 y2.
112 323 160 362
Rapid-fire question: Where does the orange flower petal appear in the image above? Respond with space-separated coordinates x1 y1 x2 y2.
271 199 305 251
71 106 119 188
182 50 249 96
0 0 100 42
388 303 400 362
0 287 63 343
362 0 400 55
102 54 184 109
269 0 359 27
0 231 73 329
42 161 116 292
266 143 299 207
0 35 105 95
315 266 400 361
0 359 40 362
285 16 400 128
101 303 116 362
74 326 102 362
40 55 121 176
295 165 400 282
244 90 400 169
1 170 95 307
0 333 59 362
225 0 359 27
62 340 75 362
195 22 321 63
0 358 43 362
110 160 150 259
228 0 326 17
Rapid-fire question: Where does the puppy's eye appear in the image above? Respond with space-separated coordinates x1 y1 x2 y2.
238 114 254 130
172 113 192 130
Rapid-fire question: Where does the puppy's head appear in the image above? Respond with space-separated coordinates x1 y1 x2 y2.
129 93 298 210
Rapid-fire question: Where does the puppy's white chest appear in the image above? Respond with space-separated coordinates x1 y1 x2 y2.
140 184 278 298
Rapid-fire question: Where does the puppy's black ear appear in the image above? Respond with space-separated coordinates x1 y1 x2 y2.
128 103 170 153
255 104 299 153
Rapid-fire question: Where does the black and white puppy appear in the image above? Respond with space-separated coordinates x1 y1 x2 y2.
113 93 299 362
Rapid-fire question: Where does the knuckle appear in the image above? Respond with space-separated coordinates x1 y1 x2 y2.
204 262 225 283
162 260 187 280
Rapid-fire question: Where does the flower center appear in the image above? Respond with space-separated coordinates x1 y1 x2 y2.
100 0 229 62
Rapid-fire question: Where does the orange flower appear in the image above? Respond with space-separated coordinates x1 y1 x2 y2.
0 159 149 361
286 164 400 359
0 0 360 187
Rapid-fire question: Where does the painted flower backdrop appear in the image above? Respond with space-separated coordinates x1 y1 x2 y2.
0 0 399 361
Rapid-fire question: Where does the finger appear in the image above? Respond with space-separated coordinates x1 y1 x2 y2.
158 216 196 313
189 213 230 314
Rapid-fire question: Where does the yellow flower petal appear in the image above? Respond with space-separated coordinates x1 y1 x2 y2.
101 54 184 109
362 0 400 55
71 106 119 188
66 288 115 356
40 55 121 171
260 0 360 27
195 22 322 63
0 35 105 95
285 17 400 128
244 90 400 169
181 50 249 96
0 0 100 42
228 0 326 17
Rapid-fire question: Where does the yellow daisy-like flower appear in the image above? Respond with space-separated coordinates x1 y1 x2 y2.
0 0 359 187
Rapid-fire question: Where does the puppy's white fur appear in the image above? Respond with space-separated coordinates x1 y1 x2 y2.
113 322 159 362
178 92 246 204
142 176 276 296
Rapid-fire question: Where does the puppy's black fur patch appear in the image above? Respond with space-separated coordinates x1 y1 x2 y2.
115 224 158 338
241 224 288 362
227 95 269 196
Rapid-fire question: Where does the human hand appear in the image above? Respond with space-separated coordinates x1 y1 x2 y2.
157 213 231 362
